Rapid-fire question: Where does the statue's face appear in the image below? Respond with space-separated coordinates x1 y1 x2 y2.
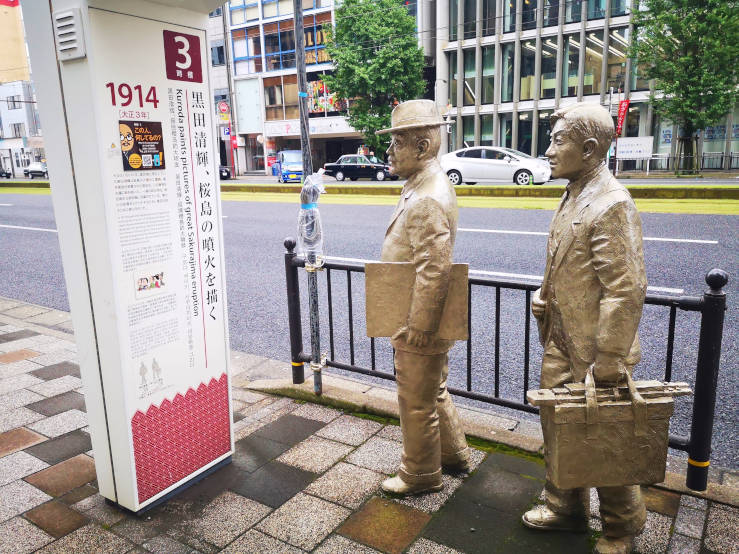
386 131 421 179
545 119 587 181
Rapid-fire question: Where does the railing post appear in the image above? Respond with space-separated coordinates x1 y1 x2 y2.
284 237 305 384
686 268 728 491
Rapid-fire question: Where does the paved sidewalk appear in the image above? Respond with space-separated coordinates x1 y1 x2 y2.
0 297 737 553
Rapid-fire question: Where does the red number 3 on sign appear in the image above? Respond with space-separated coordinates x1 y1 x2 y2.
163 30 202 83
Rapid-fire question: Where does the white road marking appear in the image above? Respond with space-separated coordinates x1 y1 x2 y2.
325 256 684 294
0 203 13 207
458 227 718 245
0 223 57 233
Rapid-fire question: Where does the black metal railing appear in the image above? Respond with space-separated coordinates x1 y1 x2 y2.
283 238 728 491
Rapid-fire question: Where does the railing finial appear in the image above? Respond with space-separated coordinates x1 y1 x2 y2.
705 268 728 295
284 237 297 253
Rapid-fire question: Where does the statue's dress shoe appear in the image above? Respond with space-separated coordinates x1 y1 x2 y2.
521 505 588 532
594 535 635 554
381 476 443 496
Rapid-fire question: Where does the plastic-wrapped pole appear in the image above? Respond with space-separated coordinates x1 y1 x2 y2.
297 171 325 396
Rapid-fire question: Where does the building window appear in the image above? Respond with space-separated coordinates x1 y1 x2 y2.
211 40 226 66
501 43 515 103
464 0 476 39
518 111 533 154
449 51 458 106
283 74 299 119
261 14 330 72
11 123 25 138
561 33 580 97
230 1 259 25
450 0 458 41
522 0 537 31
543 0 559 27
482 46 495 104
463 49 476 106
500 113 513 148
630 28 650 92
537 110 553 156
482 0 496 36
541 37 557 99
233 26 263 75
463 115 474 147
588 0 606 20
209 7 222 16
481 114 494 145
606 28 629 92
264 76 284 120
503 0 516 33
520 39 536 101
583 31 604 95
565 0 582 23
6 96 21 109
611 0 628 17
263 0 294 19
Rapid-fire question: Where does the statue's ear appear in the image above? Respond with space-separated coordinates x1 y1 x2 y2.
582 137 598 161
417 137 431 159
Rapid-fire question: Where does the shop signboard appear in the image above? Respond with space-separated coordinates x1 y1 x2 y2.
25 1 232 513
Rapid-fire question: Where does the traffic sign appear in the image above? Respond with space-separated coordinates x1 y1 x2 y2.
217 101 230 114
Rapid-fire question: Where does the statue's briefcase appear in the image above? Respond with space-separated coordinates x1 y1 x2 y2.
527 373 691 489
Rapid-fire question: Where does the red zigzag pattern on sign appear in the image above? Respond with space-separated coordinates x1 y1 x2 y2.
131 373 230 503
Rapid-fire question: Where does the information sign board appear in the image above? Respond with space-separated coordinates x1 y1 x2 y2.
616 136 654 159
25 2 233 513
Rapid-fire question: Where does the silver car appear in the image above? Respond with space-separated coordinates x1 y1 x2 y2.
440 146 551 186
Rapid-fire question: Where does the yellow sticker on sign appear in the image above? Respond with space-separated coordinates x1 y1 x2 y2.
128 153 142 169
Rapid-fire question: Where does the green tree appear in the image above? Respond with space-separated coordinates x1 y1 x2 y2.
629 0 738 174
323 0 426 154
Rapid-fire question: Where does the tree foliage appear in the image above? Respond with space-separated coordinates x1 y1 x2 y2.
323 0 426 153
629 0 738 170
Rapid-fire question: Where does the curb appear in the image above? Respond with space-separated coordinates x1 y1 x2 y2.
3 181 738 199
221 183 739 199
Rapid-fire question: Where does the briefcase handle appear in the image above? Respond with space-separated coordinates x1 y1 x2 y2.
585 365 649 439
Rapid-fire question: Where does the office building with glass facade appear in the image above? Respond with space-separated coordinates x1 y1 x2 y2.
438 0 738 169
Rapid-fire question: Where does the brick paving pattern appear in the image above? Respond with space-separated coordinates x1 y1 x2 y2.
0 298 737 553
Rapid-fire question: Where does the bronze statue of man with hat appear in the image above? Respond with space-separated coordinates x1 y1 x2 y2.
375 99 469 495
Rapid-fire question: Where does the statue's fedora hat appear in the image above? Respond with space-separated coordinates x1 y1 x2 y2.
376 99 447 135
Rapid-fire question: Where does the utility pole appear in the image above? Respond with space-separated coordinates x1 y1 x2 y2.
221 5 239 176
293 0 321 396
293 0 313 176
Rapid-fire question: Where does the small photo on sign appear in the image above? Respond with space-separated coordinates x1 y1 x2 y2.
135 271 165 299
120 121 166 171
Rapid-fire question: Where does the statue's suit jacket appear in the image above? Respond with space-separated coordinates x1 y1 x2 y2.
538 164 646 381
380 159 458 355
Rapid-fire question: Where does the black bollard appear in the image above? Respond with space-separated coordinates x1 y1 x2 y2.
685 268 728 491
284 238 305 384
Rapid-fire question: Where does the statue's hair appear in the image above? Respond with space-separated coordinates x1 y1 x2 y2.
550 104 614 159
396 126 441 159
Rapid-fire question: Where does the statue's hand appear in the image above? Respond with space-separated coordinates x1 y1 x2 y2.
393 326 433 347
593 351 627 385
531 288 546 319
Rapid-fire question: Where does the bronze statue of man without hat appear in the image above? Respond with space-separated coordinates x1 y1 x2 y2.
523 103 648 554
374 99 470 495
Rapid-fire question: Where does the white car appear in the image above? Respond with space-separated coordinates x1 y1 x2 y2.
441 146 551 186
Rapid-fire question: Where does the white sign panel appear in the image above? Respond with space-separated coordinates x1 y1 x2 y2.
616 136 654 159
88 8 232 510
